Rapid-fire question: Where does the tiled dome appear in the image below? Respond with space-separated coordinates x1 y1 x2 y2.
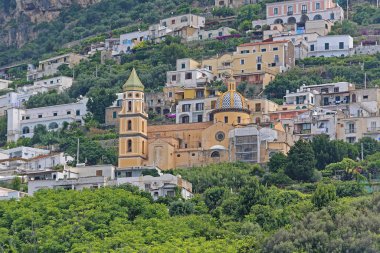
216 90 247 109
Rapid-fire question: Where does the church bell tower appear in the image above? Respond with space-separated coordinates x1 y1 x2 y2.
118 68 148 168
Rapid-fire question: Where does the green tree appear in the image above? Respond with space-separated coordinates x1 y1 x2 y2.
311 183 337 209
268 152 287 173
204 187 228 211
355 137 380 158
285 140 316 182
86 87 117 123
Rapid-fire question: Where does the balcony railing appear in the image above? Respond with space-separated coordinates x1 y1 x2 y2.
287 11 293 16
293 129 311 135
345 128 357 134
366 127 380 133
301 10 307 14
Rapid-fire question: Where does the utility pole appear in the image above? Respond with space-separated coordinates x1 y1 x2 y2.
364 72 367 89
346 0 349 20
361 142 364 161
76 138 80 166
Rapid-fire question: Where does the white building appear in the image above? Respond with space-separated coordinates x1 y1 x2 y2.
0 147 73 175
187 27 236 42
283 86 318 109
0 79 12 90
117 174 193 200
118 30 150 53
27 165 116 195
176 97 218 124
307 35 353 57
293 108 338 140
0 187 26 200
27 53 86 81
166 58 214 88
7 97 88 142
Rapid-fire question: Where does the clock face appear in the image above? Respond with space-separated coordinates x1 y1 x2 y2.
215 131 225 142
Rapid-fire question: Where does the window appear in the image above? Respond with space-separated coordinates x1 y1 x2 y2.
76 110 80 116
274 55 279 63
181 63 185 69
171 19 175 24
310 45 315 51
348 123 356 134
334 87 339 92
218 31 223 36
38 114 42 118
208 33 212 38
67 111 71 115
185 72 192 79
181 116 190 123
196 90 204 98
363 95 369 100
257 64 261 71
347 137 356 143
274 7 278 15
53 112 58 117
128 101 132 111
215 131 225 141
339 42 344 49
48 122 59 129
127 140 132 152
237 116 241 124
301 5 307 13
273 47 278 51
142 141 145 154
211 151 220 158
195 103 204 111
255 103 261 112
180 16 188 22
113 111 117 118
96 170 103 176
145 184 150 191
257 56 262 63
324 43 329 50
224 116 228 123
287 6 293 15
172 75 176 81
197 115 203 122
127 120 132 130
316 2 320 10
168 92 173 98
240 59 245 65
371 121 377 131
241 50 249 54
182 104 191 112
142 121 145 132
22 127 30 134
261 48 267 52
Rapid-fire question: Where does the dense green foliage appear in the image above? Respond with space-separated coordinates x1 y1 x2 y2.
285 140 316 182
24 90 75 109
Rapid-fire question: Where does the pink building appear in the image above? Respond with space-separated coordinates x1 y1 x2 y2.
253 0 344 28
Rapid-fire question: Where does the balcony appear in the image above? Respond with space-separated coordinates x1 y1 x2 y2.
366 127 380 133
345 128 356 134
301 10 307 14
293 129 311 135
287 11 293 16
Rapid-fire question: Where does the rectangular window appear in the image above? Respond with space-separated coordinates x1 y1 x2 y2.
25 116 30 120
196 90 204 98
301 5 307 13
96 170 103 176
76 110 80 116
113 111 117 118
261 48 267 52
237 117 241 124
53 112 58 117
334 87 339 92
240 59 245 65
347 137 356 143
339 42 344 49
197 115 203 122
287 6 293 15
363 95 368 100
172 75 176 81
257 64 262 71
257 56 262 63
316 2 320 10
181 63 185 69
325 43 329 50
171 19 175 24
38 114 42 118
224 116 228 123
273 47 278 51
67 111 71 115
274 7 278 15
274 55 279 63
255 103 261 112
185 72 192 79
182 104 191 112
195 103 204 111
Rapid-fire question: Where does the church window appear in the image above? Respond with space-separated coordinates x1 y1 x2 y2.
237 116 241 124
128 93 132 97
215 131 225 141
127 140 132 152
211 151 220 158
128 101 132 111
224 116 228 123
127 120 132 130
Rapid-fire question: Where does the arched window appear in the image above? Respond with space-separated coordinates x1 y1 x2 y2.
287 17 296 24
127 120 132 130
180 16 188 23
274 19 283 24
181 115 190 123
128 101 132 111
211 151 220 158
313 14 322 20
22 127 30 134
127 140 132 152
48 122 59 129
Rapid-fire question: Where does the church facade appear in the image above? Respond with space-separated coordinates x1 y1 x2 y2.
118 69 294 170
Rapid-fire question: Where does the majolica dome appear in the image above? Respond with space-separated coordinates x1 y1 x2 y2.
215 76 247 110
216 90 247 109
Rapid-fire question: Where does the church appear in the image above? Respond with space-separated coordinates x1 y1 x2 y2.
118 69 294 170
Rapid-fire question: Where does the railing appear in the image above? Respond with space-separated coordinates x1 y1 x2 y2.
287 11 293 16
345 128 357 134
293 129 311 135
302 10 307 14
367 127 380 133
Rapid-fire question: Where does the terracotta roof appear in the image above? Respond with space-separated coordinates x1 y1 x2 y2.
148 122 213 133
238 40 289 47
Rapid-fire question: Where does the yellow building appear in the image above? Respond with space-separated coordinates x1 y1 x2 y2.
202 40 295 94
118 70 294 170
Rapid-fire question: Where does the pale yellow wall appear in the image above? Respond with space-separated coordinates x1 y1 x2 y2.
214 111 251 125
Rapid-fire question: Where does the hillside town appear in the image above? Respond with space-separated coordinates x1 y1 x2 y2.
1 0 380 251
